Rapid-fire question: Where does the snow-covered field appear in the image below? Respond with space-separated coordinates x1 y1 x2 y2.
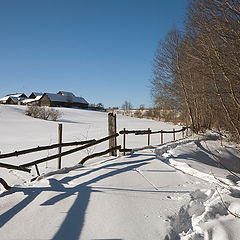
0 105 240 240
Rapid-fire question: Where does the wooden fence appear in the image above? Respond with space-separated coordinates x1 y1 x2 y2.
0 113 189 190
119 127 188 155
0 121 120 190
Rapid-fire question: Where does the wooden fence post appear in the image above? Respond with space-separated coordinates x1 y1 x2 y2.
182 127 185 138
161 130 163 144
108 113 117 156
58 124 63 169
148 128 151 146
173 128 176 141
123 128 126 156
219 131 223 147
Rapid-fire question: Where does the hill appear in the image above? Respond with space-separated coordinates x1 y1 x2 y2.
0 105 240 239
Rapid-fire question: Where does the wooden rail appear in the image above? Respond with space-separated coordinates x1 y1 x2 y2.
119 127 188 135
0 139 96 159
19 133 119 168
119 126 188 155
0 162 30 173
79 145 121 165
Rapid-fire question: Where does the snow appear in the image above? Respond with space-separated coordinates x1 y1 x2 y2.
0 105 240 239
21 95 42 104
156 135 240 239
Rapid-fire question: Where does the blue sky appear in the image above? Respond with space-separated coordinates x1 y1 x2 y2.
0 0 188 108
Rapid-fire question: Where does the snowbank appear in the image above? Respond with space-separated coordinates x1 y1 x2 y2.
154 135 240 239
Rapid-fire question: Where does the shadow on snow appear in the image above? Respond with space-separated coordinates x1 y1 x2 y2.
0 157 172 240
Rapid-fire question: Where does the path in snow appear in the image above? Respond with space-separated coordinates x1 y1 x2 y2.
0 148 213 240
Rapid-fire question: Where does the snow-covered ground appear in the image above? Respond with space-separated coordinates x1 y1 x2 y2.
0 105 240 240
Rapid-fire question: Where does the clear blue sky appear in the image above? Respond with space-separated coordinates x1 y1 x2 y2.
0 0 188 108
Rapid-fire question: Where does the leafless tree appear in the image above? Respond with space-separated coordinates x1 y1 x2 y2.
121 101 133 114
151 0 240 142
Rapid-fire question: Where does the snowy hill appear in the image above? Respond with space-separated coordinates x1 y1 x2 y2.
0 105 240 240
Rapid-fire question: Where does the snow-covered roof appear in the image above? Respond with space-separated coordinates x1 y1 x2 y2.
22 96 42 104
0 96 19 103
9 96 19 103
30 92 43 97
35 95 42 101
44 93 88 104
44 93 65 102
0 96 9 102
58 91 75 97
6 93 27 98
21 99 34 104
0 91 88 105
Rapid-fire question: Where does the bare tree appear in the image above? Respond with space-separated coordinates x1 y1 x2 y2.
151 0 240 141
151 28 194 127
121 101 133 114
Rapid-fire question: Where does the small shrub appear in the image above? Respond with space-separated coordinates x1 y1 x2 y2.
25 106 62 121
134 110 142 118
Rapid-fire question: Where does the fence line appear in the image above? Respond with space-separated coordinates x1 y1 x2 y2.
0 139 96 159
119 126 188 155
0 128 187 172
119 127 188 135
0 162 30 173
0 117 189 190
19 133 119 169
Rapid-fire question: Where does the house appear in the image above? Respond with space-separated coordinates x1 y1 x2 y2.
39 92 88 108
20 92 44 106
0 93 27 105
0 96 18 105
0 91 89 109
22 95 42 106
29 92 43 99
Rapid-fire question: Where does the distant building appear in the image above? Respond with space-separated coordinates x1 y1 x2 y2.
0 93 27 105
29 92 43 99
6 93 27 98
0 91 89 109
39 91 88 108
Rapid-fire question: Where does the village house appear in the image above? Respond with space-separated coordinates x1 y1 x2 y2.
0 93 27 105
0 91 89 109
29 92 43 99
22 92 43 106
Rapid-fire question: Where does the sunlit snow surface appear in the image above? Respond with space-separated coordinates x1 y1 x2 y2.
0 105 240 240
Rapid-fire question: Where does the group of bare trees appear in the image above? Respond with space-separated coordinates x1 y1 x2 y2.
25 106 62 121
151 0 240 142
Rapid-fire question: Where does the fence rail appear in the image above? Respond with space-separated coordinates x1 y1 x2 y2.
119 126 188 135
119 126 189 155
0 114 189 190
79 145 121 165
0 162 30 173
0 139 96 159
0 132 118 177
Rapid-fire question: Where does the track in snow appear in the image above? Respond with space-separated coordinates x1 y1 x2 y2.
0 148 213 240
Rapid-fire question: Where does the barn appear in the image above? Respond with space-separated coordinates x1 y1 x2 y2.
39 92 88 108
